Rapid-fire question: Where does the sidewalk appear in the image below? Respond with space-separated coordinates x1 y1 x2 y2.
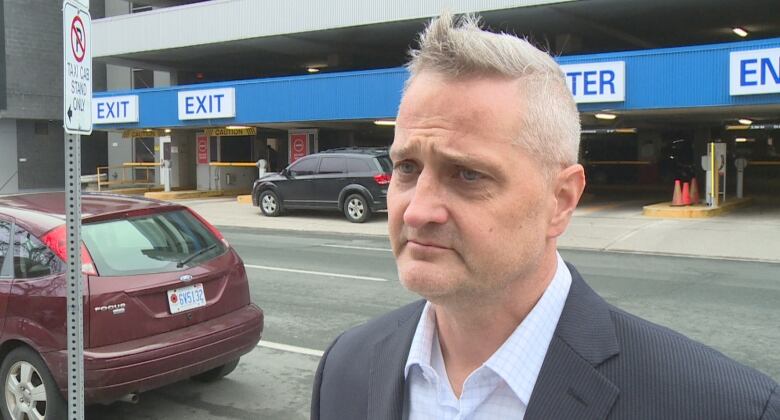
180 196 780 264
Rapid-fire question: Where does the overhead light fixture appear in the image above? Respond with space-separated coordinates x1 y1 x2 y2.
164 128 171 134
595 113 617 120
226 125 250 130
738 118 753 125
374 120 396 126
735 137 747 143
307 68 320 73
732 27 748 37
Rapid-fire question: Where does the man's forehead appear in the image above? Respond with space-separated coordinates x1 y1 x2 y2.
389 129 519 165
397 72 526 139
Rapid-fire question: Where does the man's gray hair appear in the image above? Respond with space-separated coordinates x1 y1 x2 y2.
406 13 581 175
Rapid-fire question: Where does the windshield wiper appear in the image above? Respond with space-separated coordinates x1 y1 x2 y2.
177 244 218 268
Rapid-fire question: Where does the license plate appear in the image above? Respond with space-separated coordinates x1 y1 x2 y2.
167 283 206 314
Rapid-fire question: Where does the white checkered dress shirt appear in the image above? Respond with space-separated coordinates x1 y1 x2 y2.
403 252 572 420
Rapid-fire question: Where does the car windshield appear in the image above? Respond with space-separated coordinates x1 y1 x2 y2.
82 209 226 276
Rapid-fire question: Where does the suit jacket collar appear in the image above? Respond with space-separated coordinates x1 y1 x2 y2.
367 300 425 420
524 263 620 419
366 263 621 420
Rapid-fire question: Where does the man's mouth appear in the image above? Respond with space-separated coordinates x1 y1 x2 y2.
406 239 451 250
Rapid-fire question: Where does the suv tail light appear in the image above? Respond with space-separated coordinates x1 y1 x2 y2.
187 208 229 247
373 173 392 185
41 225 98 276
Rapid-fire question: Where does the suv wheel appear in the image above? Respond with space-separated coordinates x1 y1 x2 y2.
1 347 65 420
259 190 282 217
344 194 371 223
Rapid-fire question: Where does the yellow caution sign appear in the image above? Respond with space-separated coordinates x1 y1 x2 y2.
122 129 167 138
205 127 257 137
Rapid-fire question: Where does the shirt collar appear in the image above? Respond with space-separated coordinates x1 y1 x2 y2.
403 252 572 405
404 299 437 379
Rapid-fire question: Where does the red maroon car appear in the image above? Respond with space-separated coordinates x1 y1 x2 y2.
0 192 263 418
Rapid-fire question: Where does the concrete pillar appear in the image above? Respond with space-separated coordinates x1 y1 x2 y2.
171 131 197 190
106 64 133 185
0 119 19 194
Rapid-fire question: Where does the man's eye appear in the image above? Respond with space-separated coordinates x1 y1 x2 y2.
459 168 482 182
395 161 418 174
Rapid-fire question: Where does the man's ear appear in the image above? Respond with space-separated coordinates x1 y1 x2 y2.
547 164 586 238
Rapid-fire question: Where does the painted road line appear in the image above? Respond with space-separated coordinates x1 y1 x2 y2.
258 341 324 357
244 264 389 282
321 244 393 252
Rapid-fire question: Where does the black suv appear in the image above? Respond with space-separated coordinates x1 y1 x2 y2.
252 148 392 223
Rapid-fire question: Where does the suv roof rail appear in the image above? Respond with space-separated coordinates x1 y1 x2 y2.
319 147 389 155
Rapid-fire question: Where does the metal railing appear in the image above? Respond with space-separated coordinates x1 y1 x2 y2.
96 162 160 191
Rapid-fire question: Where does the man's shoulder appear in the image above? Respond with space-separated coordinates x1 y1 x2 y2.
565 264 775 390
607 306 767 376
603 305 778 413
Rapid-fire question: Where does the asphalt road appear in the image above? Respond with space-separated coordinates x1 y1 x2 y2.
87 227 780 419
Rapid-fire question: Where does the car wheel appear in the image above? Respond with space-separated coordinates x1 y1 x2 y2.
259 190 282 217
191 359 239 383
1 347 65 420
344 194 371 223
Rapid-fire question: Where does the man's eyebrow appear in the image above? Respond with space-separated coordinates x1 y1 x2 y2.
436 150 485 168
389 143 417 159
390 143 494 169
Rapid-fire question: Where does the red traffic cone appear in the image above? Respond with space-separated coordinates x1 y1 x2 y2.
671 180 684 206
690 177 700 204
682 182 691 205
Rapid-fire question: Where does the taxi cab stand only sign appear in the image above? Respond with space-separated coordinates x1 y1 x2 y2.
63 0 92 134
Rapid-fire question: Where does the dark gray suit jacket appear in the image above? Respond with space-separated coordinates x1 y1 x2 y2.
311 264 779 420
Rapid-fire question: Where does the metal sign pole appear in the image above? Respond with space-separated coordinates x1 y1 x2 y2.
65 133 84 420
63 0 90 417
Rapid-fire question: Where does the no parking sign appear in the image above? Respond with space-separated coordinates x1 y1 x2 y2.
63 0 92 134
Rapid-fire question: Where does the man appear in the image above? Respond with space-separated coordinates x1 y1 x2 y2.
312 14 778 420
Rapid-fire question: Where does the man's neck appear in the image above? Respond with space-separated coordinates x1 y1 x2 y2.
432 250 559 397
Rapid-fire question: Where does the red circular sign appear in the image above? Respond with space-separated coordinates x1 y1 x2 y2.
70 15 86 63
293 139 305 153
170 293 178 304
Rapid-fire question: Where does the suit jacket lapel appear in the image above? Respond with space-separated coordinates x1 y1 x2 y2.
367 300 425 420
525 264 621 419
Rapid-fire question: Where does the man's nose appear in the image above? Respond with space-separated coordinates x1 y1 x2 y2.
403 170 449 228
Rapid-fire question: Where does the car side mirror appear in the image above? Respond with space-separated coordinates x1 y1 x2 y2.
282 168 291 178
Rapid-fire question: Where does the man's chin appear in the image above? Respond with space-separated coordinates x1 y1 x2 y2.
397 259 461 299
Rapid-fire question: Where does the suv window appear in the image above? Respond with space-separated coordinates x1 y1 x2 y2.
0 221 10 277
14 226 63 279
376 156 393 173
82 209 227 276
319 157 347 174
289 157 318 176
347 158 372 173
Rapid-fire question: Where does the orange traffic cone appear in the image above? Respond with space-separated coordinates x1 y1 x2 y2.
671 179 684 206
690 177 700 204
682 182 691 205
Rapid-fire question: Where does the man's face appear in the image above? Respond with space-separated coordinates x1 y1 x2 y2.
388 72 556 303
